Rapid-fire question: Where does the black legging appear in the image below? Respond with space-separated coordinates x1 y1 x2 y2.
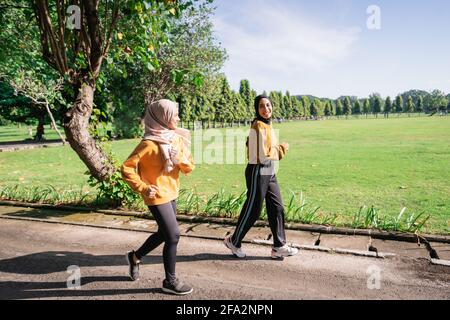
135 200 180 284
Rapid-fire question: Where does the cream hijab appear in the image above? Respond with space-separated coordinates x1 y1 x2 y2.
143 99 191 173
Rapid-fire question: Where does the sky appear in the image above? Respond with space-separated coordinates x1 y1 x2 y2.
211 0 450 99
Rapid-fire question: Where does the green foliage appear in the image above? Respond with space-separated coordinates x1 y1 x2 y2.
352 206 430 233
87 145 140 207
370 93 383 114
416 96 424 113
239 79 255 119
0 184 93 205
395 95 404 113
0 3 64 126
363 98 370 115
269 91 282 119
353 100 362 115
324 101 332 116
343 97 352 116
384 96 392 114
335 99 343 116
427 90 448 114
110 1 227 134
406 96 415 113
87 169 140 208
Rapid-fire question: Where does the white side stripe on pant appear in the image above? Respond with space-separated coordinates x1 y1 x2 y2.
233 165 259 246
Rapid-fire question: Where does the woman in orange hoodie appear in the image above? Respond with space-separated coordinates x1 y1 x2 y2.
121 99 194 295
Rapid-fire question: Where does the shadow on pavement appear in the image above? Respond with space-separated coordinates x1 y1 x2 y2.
0 278 162 299
0 251 272 299
3 208 92 220
0 251 271 275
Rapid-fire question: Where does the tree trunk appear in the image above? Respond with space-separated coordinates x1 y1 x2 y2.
63 83 114 181
34 114 45 142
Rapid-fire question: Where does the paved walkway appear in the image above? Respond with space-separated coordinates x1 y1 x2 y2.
0 205 449 300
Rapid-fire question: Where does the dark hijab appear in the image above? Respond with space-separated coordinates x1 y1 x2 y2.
253 94 272 125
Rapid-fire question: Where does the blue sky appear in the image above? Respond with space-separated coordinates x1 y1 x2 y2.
212 0 450 99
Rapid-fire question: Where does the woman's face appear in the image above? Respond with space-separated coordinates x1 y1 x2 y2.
168 109 180 130
258 98 273 120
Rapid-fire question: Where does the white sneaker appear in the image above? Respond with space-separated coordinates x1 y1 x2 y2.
224 236 246 258
271 245 299 259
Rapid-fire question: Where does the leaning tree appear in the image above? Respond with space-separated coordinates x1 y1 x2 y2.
2 0 191 181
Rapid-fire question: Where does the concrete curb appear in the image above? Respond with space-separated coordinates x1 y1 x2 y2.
0 214 397 261
1 199 449 244
0 215 231 243
252 239 397 259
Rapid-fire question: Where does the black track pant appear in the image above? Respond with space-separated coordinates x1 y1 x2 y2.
135 200 179 284
231 164 286 248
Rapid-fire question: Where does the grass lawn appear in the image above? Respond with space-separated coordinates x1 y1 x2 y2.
0 124 65 142
0 117 449 234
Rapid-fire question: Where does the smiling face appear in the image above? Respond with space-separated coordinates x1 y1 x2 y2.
258 98 273 120
168 108 180 130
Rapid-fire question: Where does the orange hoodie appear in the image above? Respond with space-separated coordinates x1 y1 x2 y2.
121 136 194 206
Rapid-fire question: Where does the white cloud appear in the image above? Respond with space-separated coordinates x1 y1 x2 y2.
213 1 361 93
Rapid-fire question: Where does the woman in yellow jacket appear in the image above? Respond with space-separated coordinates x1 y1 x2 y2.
121 99 194 295
224 95 299 259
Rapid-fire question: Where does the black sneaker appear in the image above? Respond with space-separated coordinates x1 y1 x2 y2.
126 251 140 281
162 279 193 295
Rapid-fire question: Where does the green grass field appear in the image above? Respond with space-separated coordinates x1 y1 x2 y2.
0 117 449 233
0 124 65 142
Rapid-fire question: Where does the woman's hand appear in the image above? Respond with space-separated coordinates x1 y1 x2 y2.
281 142 289 152
145 185 159 199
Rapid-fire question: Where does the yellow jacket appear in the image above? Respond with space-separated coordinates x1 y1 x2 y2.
248 120 288 164
121 136 194 206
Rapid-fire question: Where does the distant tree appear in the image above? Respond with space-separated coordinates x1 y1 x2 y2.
335 99 343 118
406 96 415 116
315 99 324 117
179 95 193 128
395 95 404 116
384 96 392 118
343 97 352 119
301 96 310 117
214 77 233 127
324 101 332 117
309 100 321 118
283 91 293 119
239 79 254 119
232 92 246 126
363 98 370 118
371 95 382 118
269 91 282 119
291 96 302 119
329 100 336 116
353 99 362 117
416 96 424 114
428 90 447 115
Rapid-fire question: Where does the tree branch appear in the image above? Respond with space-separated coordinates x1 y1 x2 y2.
11 74 67 144
83 0 103 79
34 0 68 76
56 0 68 70
102 0 119 56
34 1 56 69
